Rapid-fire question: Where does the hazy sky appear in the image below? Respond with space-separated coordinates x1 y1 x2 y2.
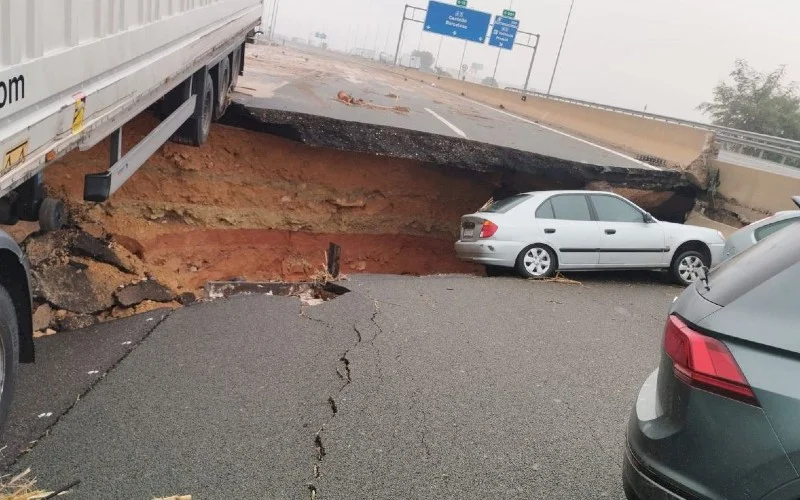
263 0 798 121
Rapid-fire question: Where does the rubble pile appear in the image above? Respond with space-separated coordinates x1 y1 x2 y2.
22 229 185 335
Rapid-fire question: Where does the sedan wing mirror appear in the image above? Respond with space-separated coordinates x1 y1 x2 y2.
643 213 656 223
793 196 800 209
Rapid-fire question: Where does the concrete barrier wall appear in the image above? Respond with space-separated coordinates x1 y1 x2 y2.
391 68 712 167
714 160 800 213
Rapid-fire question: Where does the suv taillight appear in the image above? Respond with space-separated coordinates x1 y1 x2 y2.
663 315 759 406
480 220 498 238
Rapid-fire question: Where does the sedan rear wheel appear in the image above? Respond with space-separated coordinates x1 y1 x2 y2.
516 245 557 279
671 250 707 286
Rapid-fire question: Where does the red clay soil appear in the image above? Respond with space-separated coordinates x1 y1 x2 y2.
41 113 490 293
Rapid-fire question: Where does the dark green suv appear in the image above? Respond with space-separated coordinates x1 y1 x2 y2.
624 197 800 499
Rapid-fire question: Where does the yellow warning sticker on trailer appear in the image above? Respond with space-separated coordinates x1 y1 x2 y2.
72 93 86 134
2 140 28 174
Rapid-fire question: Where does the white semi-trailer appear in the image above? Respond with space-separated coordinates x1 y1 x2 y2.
0 0 263 431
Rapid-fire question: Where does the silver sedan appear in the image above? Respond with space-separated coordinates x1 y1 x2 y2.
455 190 726 285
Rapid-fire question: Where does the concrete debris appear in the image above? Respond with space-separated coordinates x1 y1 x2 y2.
178 292 198 306
115 279 176 308
22 228 177 334
71 231 129 272
35 264 121 315
336 91 363 105
32 303 54 332
33 328 57 339
22 230 72 268
58 314 98 331
299 289 325 307
335 91 410 115
68 260 89 271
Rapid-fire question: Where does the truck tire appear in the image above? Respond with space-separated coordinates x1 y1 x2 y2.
0 284 19 434
38 197 67 232
173 71 214 147
212 57 231 121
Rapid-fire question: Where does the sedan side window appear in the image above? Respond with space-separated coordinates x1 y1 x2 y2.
550 195 592 221
536 199 555 219
754 218 799 241
591 195 644 223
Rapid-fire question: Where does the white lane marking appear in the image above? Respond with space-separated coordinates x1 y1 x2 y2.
457 96 661 171
425 107 468 139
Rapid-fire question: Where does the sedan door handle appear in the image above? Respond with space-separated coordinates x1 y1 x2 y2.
544 228 556 234
605 229 617 235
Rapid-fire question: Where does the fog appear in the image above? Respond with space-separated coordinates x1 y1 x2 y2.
262 0 800 122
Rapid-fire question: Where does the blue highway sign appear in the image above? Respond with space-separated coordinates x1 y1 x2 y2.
423 0 492 43
488 15 519 50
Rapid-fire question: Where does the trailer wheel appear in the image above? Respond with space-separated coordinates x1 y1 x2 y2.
38 198 67 232
173 72 214 147
213 57 231 121
0 284 19 433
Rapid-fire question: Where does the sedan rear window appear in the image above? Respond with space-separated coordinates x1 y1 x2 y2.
481 194 531 213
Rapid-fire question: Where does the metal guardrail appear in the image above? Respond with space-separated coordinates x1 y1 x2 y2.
504 87 800 166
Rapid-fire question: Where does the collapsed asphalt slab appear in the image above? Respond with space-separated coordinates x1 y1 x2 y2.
220 104 698 222
1 309 172 471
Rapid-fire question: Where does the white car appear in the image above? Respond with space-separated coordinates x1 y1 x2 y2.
455 190 726 285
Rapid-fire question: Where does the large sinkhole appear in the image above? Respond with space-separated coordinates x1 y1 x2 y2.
38 109 697 296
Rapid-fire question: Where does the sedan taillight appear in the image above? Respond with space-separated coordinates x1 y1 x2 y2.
480 220 498 238
663 315 759 406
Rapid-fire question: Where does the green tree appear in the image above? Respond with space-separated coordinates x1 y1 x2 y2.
698 59 800 139
481 76 499 87
411 50 435 71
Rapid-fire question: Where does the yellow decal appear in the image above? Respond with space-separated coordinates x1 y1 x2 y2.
72 93 86 134
2 141 28 174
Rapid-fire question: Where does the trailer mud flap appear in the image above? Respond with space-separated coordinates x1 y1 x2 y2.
83 95 196 202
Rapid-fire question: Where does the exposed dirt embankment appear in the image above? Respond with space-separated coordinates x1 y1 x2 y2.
43 113 494 296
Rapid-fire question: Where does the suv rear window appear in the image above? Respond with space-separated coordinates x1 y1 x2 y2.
481 194 531 214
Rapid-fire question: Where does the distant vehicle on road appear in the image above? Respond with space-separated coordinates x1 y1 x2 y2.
721 200 800 262
455 190 725 285
0 235 33 434
624 197 800 500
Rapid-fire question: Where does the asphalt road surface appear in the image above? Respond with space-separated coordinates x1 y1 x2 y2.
5 274 681 499
718 150 800 179
235 45 653 171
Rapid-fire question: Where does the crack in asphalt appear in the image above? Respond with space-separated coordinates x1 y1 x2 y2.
9 309 175 469
307 300 388 498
